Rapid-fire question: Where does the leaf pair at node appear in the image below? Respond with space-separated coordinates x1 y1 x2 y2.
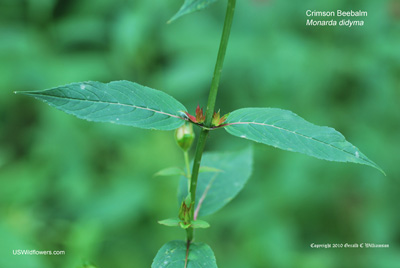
158 218 210 230
15 80 384 174
158 194 210 230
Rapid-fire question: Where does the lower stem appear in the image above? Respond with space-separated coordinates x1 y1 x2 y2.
186 228 193 242
189 129 209 202
184 239 191 268
186 129 209 242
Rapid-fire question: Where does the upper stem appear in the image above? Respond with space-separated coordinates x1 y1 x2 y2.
204 0 236 128
186 0 236 242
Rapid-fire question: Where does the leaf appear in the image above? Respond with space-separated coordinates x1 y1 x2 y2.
178 147 253 217
154 167 185 177
191 220 210 229
152 240 217 268
16 80 187 131
169 0 218 23
225 108 384 174
158 218 181 227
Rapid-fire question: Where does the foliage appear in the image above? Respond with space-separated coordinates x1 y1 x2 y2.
225 108 384 173
1 0 398 267
16 85 383 173
169 0 218 23
152 240 217 268
16 81 187 131
178 147 253 217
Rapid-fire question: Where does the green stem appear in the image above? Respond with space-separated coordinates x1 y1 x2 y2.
183 151 191 177
186 0 236 242
204 0 236 128
184 151 191 192
186 129 208 243
189 129 209 204
186 227 194 243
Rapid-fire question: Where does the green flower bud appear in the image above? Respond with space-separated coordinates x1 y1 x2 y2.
179 194 194 226
175 123 195 152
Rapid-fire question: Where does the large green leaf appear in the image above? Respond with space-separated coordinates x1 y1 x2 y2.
16 80 187 131
152 240 217 268
169 0 217 23
225 108 384 174
178 147 253 218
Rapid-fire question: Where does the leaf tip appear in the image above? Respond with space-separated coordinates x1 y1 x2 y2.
14 90 35 96
377 166 386 176
167 13 180 24
361 156 385 176
158 218 180 227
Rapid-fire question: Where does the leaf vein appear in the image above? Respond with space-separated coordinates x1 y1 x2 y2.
35 93 183 119
229 121 354 157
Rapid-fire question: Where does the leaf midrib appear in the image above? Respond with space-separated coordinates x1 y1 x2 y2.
26 91 183 119
226 121 375 166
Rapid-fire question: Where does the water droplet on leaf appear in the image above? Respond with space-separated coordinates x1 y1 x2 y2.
80 84 86 90
355 151 360 158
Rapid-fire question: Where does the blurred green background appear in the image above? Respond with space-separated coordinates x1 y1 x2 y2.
1 0 399 267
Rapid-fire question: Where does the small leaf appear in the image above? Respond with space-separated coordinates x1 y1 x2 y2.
224 108 384 174
191 220 210 229
169 0 218 23
154 167 185 177
152 240 217 268
16 80 187 131
211 110 229 127
195 105 206 124
178 147 253 217
158 218 181 227
199 166 223 173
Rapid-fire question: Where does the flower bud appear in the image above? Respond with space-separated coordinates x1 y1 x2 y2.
175 123 195 152
178 194 194 227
